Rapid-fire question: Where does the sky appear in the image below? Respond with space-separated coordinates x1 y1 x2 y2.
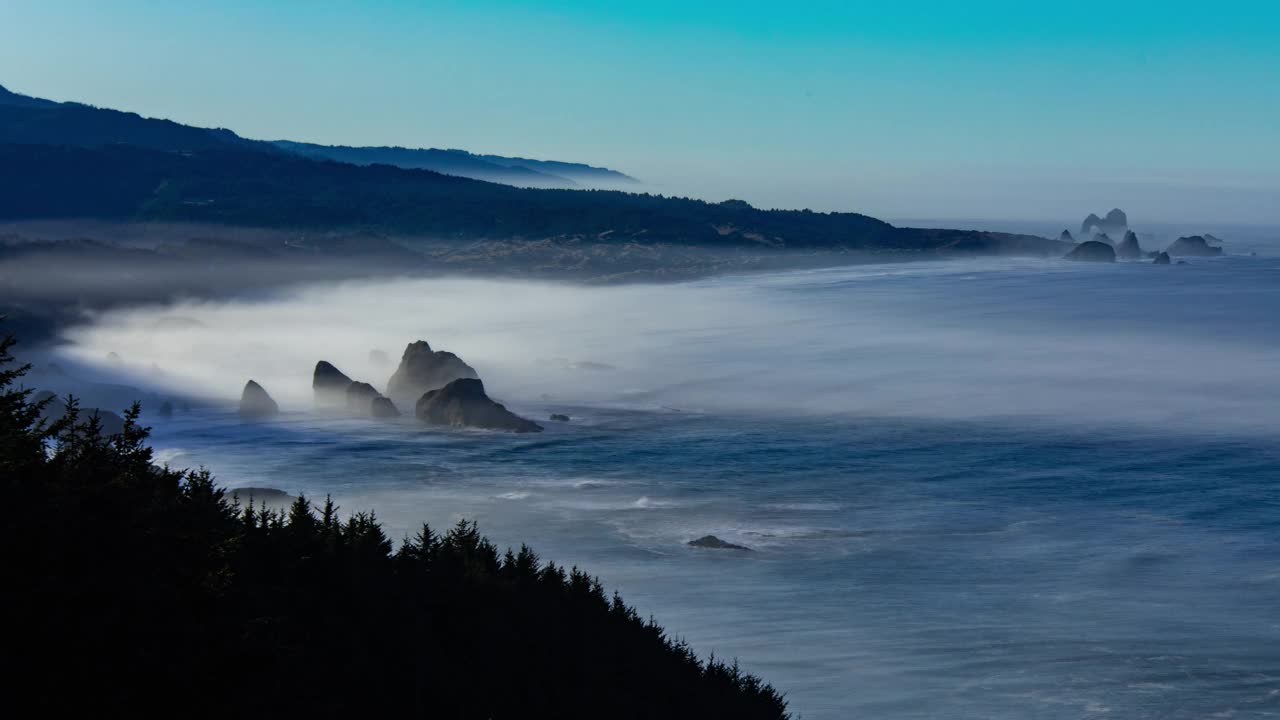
2 0 1278 224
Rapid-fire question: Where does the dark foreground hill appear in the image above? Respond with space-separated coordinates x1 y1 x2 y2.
0 332 788 719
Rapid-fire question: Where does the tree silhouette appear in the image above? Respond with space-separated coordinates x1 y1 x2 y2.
0 330 788 719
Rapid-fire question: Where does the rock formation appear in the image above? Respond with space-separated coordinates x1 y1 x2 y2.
1064 241 1116 263
1153 252 1171 265
1115 230 1143 260
344 381 380 413
1081 208 1128 238
371 396 401 418
33 390 127 436
1059 230 1074 243
313 361 353 406
387 341 479 408
414 378 541 433
228 487 295 509
549 413 571 422
239 380 279 418
687 535 753 551
1166 235 1224 257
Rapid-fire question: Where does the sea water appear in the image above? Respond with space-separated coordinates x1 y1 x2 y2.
68 238 1280 719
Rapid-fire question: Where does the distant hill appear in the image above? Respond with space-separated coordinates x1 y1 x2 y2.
0 84 257 152
0 84 634 188
0 82 1064 257
271 141 589 188
474 153 637 187
0 142 894 246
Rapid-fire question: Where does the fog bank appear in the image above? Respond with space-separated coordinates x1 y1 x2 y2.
59 256 1280 436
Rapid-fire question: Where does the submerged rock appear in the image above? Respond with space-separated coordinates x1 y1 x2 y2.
313 361 353 406
687 535 753 551
387 340 479 408
239 380 279 419
1153 252 1171 265
415 378 541 433
1166 235 1224 257
549 413 571 422
1115 230 1143 259
1064 241 1116 263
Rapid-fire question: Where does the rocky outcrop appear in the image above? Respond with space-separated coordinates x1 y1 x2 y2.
344 381 401 418
344 381 379 413
33 390 127 435
313 361 353 406
414 378 541 433
239 380 279 418
549 413 571 422
1064 241 1116 263
1115 230 1143 260
1153 252 1171 265
1166 235 1224 257
228 487 295 509
371 396 401 418
687 535 753 551
1081 208 1128 238
387 341 479 408
1059 230 1074 243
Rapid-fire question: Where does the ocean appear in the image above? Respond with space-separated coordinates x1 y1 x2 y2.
62 226 1280 718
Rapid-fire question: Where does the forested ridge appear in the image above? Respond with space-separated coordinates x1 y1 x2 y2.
0 332 787 718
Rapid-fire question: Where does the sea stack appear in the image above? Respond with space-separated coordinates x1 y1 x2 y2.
1059 229 1074 243
34 390 128 436
239 380 279 418
1081 208 1128 238
414 378 541 433
387 340 479 408
1166 235 1224 257
313 361 353 406
371 396 401 418
345 381 382 415
688 535 753 551
1064 241 1116 263
1153 252 1171 265
1115 230 1143 260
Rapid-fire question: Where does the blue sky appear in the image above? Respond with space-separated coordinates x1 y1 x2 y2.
2 0 1277 223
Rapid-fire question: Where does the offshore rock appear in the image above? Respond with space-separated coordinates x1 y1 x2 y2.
415 378 541 433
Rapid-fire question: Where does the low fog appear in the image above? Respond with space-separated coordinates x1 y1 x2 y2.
53 256 1280 437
